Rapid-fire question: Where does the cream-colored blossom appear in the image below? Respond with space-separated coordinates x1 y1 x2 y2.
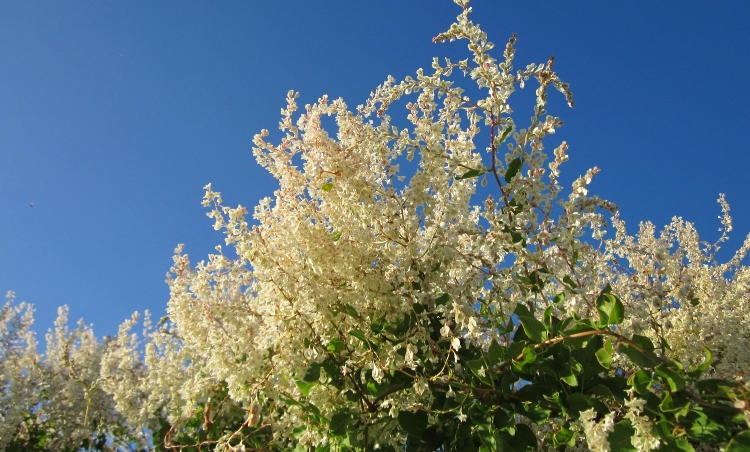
1 293 147 450
84 0 750 448
579 409 615 452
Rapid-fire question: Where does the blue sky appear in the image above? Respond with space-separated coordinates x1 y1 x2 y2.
2 1 749 337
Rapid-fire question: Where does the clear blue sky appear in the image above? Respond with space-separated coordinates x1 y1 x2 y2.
2 1 748 337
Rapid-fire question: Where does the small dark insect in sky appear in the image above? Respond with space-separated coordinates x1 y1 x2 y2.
29 202 34 207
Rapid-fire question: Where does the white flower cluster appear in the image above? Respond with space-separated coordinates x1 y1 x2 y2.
97 0 749 448
579 408 616 452
0 292 38 450
623 396 660 451
604 203 750 380
0 292 148 450
3 0 749 449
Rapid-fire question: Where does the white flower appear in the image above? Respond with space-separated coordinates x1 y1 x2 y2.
372 364 384 383
579 409 616 452
405 344 417 364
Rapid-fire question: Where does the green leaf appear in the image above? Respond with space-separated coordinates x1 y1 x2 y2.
686 410 731 443
587 384 615 399
493 406 515 431
327 338 345 353
331 231 342 242
329 411 351 437
560 373 578 387
659 391 691 418
628 370 652 395
350 329 369 347
654 435 695 452
468 358 493 386
456 168 483 180
488 339 504 367
522 404 552 424
391 369 414 388
655 362 686 392
607 420 637 452
321 182 334 191
569 334 606 379
552 426 575 448
513 302 534 318
388 312 412 335
520 270 545 293
596 292 624 326
630 335 655 352
505 157 522 183
543 390 562 404
563 275 578 290
562 323 598 349
307 401 322 417
619 335 657 368
506 341 527 362
296 380 313 397
695 378 739 397
343 429 361 448
688 347 713 379
345 304 360 318
538 365 558 380
726 431 750 451
507 423 537 451
370 316 386 334
596 337 615 369
566 393 594 415
435 293 451 306
597 377 629 399
476 423 497 450
595 346 612 369
543 305 553 328
499 125 513 143
303 363 321 383
397 409 428 438
518 316 546 343
512 346 537 372
291 425 308 439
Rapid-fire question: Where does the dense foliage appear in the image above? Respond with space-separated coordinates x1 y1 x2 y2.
2 1 749 450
